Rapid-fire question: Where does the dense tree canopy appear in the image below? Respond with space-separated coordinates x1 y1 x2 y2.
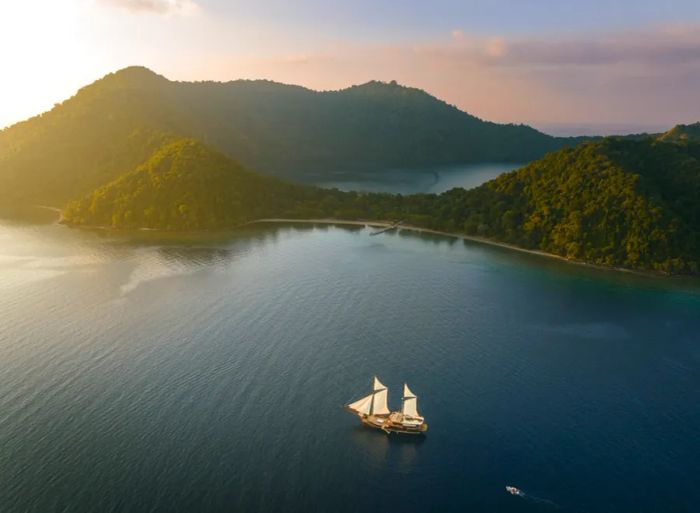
0 66 585 206
657 122 700 144
64 136 700 275
4 66 698 274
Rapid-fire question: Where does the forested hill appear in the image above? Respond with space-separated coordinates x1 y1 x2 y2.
63 139 334 230
5 66 698 274
453 137 700 274
0 66 585 206
658 122 700 144
64 136 700 275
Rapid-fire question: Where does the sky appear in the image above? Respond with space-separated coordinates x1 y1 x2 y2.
1 0 700 134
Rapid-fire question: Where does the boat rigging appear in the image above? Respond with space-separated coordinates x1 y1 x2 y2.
345 376 428 434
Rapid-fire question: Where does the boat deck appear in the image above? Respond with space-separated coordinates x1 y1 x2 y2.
361 413 427 434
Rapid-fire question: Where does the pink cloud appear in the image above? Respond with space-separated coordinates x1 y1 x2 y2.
193 24 700 128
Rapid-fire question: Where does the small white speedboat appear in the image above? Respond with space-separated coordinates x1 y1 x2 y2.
506 486 524 497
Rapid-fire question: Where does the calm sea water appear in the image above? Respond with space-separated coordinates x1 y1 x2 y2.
1 218 699 513
314 163 518 193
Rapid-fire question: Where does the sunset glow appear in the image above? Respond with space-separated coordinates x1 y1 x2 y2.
2 0 700 133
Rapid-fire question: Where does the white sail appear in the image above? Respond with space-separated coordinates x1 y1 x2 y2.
402 383 420 417
372 388 390 416
402 398 419 417
347 393 373 415
369 376 389 415
403 384 416 399
373 376 387 392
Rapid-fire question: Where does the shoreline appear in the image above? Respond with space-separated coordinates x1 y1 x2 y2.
58 216 680 278
244 218 667 278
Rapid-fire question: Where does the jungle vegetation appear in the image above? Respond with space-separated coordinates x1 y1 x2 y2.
0 66 586 206
63 136 700 275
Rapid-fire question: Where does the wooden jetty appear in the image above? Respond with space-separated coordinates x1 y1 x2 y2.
370 219 403 236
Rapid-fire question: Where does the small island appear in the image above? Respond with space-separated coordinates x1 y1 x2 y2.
61 134 700 275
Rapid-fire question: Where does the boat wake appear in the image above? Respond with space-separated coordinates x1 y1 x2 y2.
506 486 562 509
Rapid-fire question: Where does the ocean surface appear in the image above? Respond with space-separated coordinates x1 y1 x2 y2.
1 217 700 513
313 163 519 193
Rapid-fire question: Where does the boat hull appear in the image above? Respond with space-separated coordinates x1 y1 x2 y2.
384 425 427 435
380 421 428 435
354 412 428 435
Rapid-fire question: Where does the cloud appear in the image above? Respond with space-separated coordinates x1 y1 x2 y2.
200 23 700 129
99 0 199 15
446 23 700 68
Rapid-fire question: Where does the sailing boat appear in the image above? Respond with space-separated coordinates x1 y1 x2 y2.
345 377 428 434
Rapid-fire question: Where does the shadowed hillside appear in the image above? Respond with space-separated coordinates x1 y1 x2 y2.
63 139 331 230
0 66 585 206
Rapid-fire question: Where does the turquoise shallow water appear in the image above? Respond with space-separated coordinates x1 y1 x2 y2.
1 219 699 513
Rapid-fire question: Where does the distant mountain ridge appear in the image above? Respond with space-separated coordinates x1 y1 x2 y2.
0 66 586 206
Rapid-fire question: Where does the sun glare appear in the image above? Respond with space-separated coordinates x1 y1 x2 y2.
0 1 86 127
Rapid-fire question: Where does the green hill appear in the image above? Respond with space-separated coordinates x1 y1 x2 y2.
64 135 700 274
1 66 585 207
406 137 700 274
5 66 698 274
63 139 329 230
658 122 700 143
